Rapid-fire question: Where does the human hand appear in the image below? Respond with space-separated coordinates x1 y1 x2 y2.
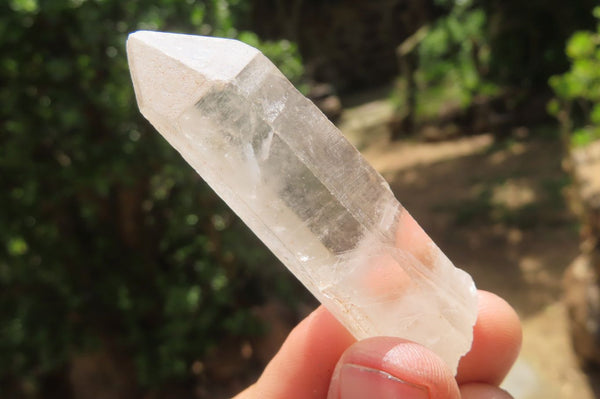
234 290 521 399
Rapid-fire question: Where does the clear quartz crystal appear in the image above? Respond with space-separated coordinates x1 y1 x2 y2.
127 30 478 373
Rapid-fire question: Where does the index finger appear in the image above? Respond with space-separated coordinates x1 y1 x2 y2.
457 291 522 385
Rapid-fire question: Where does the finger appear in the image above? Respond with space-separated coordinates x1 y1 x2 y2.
327 337 461 399
457 291 522 386
460 383 514 399
237 289 521 398
235 305 355 399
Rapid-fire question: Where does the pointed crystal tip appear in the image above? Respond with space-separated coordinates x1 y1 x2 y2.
127 30 259 123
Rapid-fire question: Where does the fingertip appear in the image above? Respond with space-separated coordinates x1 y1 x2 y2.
457 291 522 385
460 383 514 399
328 337 461 399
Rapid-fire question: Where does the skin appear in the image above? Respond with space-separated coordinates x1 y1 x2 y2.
235 290 522 399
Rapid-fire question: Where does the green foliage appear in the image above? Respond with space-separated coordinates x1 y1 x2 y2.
393 0 498 118
476 0 598 89
0 0 304 394
419 1 488 95
393 0 597 126
549 7 600 147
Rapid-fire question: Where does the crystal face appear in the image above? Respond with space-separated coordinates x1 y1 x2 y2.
127 30 478 373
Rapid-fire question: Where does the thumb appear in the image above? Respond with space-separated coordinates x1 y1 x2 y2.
327 337 461 399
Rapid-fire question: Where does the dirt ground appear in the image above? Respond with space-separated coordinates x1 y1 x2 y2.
337 90 596 398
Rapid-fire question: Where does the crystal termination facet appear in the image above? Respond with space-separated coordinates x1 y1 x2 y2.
126 30 478 373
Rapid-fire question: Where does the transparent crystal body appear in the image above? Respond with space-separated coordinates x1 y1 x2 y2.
127 31 478 373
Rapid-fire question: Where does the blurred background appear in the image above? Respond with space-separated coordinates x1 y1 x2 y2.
3 0 600 398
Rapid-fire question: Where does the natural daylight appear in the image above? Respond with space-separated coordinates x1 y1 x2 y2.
2 1 600 398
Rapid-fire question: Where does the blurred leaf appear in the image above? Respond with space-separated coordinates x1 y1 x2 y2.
546 98 561 116
571 126 600 147
6 237 28 256
591 103 600 124
567 31 596 59
9 0 38 13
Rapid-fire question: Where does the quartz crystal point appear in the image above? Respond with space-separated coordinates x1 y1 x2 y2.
127 30 478 373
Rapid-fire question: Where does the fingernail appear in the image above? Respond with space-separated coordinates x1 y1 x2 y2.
338 364 429 399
